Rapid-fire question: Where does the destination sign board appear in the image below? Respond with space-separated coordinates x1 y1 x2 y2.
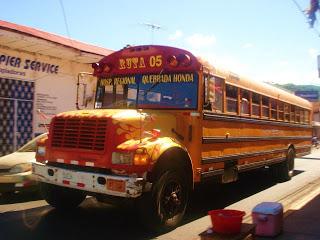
100 73 195 86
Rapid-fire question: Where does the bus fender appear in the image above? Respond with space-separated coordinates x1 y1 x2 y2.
148 143 194 191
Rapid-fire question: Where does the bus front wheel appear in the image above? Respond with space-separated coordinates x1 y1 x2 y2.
139 170 189 232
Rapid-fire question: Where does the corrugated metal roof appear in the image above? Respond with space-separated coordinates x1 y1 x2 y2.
0 20 113 57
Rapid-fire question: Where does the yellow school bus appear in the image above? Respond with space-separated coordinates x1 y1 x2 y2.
33 45 312 230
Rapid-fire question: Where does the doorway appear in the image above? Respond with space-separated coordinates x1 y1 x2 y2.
0 78 34 156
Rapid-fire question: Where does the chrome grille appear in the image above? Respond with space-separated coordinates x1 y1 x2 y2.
51 117 108 151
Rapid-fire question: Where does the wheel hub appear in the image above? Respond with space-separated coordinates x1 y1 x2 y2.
163 182 182 217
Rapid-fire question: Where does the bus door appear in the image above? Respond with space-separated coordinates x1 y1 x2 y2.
202 74 238 183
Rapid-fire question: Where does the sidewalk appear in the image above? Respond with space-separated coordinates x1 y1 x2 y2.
256 191 320 240
274 193 320 240
257 148 320 240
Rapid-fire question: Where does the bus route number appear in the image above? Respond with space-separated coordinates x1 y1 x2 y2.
119 55 162 70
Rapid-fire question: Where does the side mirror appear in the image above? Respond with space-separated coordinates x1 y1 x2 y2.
76 72 93 110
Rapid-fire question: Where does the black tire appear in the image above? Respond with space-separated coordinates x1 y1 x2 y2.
40 182 86 209
1 191 15 198
139 170 189 232
272 148 295 182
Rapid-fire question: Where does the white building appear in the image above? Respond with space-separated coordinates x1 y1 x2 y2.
0 20 113 156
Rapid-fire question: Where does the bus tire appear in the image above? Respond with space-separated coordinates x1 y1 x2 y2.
273 148 295 182
139 170 189 232
40 182 86 209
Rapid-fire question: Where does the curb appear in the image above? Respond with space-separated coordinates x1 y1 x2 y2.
242 176 320 223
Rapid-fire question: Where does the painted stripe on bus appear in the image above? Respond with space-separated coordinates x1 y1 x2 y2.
201 148 288 164
202 136 311 143
203 112 312 129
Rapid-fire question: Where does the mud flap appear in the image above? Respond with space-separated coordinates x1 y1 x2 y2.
222 160 238 183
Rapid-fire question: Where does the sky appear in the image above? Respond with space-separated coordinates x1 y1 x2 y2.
2 0 320 86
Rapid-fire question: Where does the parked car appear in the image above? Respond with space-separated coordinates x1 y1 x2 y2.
0 133 47 195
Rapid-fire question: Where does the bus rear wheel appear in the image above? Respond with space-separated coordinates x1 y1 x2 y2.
139 170 189 232
272 147 295 182
40 182 86 209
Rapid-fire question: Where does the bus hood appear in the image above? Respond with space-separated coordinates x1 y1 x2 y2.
55 109 177 140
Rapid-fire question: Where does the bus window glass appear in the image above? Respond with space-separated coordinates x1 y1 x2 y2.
241 89 250 115
116 85 125 101
96 85 128 108
295 107 301 122
284 104 290 121
305 110 310 123
278 102 284 121
252 93 260 117
290 105 295 122
262 96 269 118
204 76 223 112
210 76 223 112
95 73 198 109
226 84 238 113
270 99 277 119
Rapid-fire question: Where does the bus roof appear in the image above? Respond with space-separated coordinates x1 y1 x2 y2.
199 58 312 110
93 45 312 110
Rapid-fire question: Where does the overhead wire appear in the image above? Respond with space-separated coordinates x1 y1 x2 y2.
59 0 74 47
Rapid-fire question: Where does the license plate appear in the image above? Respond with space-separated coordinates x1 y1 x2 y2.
107 179 125 192
62 170 74 180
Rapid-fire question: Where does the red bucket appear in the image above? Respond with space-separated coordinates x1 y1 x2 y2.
208 209 246 234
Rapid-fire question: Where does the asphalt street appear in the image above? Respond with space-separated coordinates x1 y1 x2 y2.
0 149 320 240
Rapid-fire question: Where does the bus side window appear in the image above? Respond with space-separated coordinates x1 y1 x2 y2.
290 105 295 122
252 93 260 117
204 75 223 112
305 110 310 123
270 99 277 119
240 89 250 115
262 96 269 118
296 107 301 123
284 104 290 121
226 84 238 113
278 102 284 121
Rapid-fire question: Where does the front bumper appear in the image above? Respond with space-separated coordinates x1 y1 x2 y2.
32 162 146 198
0 171 38 193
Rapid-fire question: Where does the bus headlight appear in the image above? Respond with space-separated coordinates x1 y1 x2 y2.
37 146 46 156
112 152 133 165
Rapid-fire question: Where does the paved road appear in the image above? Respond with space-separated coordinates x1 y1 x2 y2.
1 149 320 240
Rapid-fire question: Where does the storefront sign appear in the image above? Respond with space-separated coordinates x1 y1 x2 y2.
295 90 319 102
0 54 59 75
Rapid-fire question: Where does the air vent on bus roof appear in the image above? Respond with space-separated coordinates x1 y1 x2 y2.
128 46 150 52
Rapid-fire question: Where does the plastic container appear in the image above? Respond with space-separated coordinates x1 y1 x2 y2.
208 209 246 234
252 202 283 237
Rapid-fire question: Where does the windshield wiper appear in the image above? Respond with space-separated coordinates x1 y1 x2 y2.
144 69 164 96
144 82 160 96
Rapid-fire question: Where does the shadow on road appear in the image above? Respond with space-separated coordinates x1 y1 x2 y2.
0 169 305 240
0 190 42 205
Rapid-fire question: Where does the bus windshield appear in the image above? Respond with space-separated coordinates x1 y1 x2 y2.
95 72 198 110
